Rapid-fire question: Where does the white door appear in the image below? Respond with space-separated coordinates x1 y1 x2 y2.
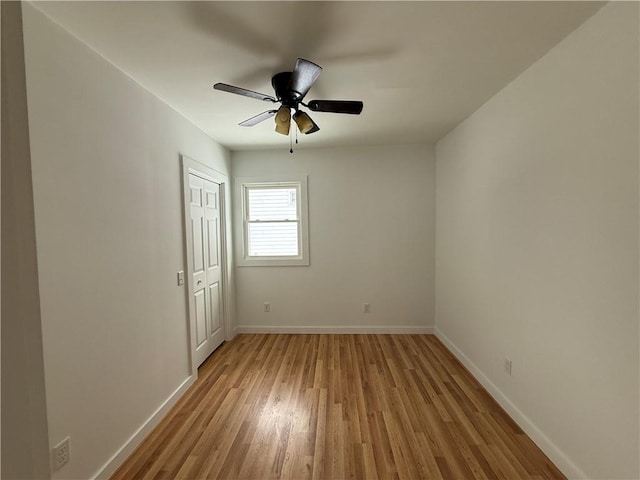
189 173 225 366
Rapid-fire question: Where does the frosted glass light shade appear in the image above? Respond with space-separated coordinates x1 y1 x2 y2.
293 111 314 134
274 106 291 135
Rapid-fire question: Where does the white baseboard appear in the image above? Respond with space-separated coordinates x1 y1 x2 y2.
93 328 580 478
226 326 238 342
434 327 586 480
235 325 434 334
92 375 196 480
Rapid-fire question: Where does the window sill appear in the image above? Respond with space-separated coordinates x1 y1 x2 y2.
237 256 310 267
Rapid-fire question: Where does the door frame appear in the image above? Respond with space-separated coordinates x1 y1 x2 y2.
180 154 231 377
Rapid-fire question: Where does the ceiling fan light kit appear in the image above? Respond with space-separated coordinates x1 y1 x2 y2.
213 58 363 143
274 106 291 135
293 111 315 134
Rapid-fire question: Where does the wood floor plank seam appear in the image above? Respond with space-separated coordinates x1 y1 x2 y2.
110 334 566 480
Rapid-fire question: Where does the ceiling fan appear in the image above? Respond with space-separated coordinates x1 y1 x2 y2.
213 58 363 136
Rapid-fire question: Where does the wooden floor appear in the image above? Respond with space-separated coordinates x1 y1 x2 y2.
111 334 565 480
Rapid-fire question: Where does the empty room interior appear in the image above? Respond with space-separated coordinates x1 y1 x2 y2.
3 1 639 479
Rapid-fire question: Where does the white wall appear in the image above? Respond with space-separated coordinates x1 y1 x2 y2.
1 3 50 478
435 3 639 479
232 144 435 333
21 4 234 479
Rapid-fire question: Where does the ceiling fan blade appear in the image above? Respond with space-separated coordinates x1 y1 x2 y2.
239 110 277 127
213 83 276 102
288 58 322 101
307 100 363 115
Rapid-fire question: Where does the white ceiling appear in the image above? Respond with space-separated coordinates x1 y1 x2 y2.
32 1 604 151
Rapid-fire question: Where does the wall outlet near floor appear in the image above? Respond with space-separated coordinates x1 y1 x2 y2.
504 358 512 375
362 303 371 314
52 436 70 471
263 302 271 313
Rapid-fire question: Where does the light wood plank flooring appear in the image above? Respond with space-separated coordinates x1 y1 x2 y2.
111 334 565 480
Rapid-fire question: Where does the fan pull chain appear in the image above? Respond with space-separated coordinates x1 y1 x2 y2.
296 128 299 145
289 127 293 154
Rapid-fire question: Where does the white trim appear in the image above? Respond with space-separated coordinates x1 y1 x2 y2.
235 325 434 334
434 327 586 480
91 375 196 480
235 175 310 267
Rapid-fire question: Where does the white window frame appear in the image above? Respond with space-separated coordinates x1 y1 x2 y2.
236 176 310 266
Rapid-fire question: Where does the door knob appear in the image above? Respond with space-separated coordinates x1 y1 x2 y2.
197 280 203 285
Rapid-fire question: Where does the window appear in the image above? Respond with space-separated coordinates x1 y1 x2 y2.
237 177 309 266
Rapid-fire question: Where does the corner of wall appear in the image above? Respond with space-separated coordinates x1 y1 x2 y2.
433 327 586 478
1 2 51 478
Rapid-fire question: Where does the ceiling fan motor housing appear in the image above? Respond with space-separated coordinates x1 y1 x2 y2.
271 72 297 107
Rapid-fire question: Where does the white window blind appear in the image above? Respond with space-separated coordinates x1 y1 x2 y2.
246 187 299 256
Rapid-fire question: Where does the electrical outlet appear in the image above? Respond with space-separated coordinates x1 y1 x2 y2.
504 358 512 375
362 303 371 314
52 436 70 471
264 302 271 313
